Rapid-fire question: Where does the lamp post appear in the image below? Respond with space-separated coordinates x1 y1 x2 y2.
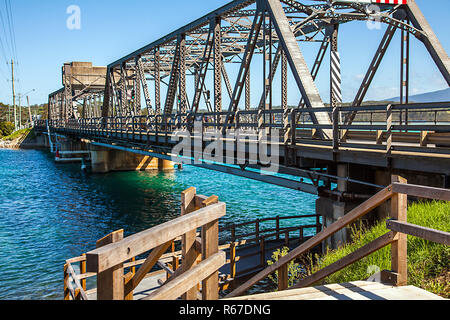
17 89 36 128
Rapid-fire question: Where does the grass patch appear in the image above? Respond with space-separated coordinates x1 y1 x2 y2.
2 128 32 141
269 201 450 298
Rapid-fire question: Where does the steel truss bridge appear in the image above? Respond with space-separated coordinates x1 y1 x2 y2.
37 0 450 198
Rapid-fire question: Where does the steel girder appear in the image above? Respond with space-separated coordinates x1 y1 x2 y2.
53 0 447 133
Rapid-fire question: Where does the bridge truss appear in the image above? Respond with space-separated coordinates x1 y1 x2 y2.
42 0 450 196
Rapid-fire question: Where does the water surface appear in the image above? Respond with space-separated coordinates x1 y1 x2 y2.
0 149 317 300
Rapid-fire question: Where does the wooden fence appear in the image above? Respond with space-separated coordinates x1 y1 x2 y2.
226 175 450 297
63 199 322 299
64 187 226 300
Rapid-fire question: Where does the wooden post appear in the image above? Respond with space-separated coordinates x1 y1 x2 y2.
95 229 124 300
230 242 236 279
386 104 393 157
64 264 71 300
131 257 136 275
260 237 266 267
201 195 220 300
181 187 198 300
284 231 290 247
391 175 408 286
276 216 280 240
316 215 321 235
299 227 304 242
278 264 288 291
80 254 86 291
75 288 81 300
255 219 260 243
201 218 219 300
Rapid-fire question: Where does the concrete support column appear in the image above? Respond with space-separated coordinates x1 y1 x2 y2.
89 144 175 173
90 146 111 173
316 163 375 251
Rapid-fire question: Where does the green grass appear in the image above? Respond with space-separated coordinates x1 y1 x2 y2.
2 128 32 141
303 201 450 298
266 201 450 297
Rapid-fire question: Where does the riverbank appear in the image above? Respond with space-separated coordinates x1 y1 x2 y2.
0 128 45 149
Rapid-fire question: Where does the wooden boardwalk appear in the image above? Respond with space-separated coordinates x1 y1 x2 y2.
224 281 445 300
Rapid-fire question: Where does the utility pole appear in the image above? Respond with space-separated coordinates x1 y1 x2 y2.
11 59 16 128
18 95 21 128
27 96 33 126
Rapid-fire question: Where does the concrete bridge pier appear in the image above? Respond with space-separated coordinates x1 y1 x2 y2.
89 145 175 173
316 164 376 251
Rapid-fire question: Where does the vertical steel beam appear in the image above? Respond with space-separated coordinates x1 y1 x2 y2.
400 21 410 125
120 63 129 116
179 34 187 116
245 66 251 111
164 40 181 115
136 57 152 115
213 17 222 118
330 24 341 153
154 47 161 115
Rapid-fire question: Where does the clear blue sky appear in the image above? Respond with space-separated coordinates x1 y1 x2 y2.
0 0 448 106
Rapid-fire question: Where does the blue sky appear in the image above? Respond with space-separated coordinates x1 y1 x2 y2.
0 0 448 106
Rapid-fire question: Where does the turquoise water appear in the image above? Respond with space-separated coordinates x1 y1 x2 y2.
0 149 317 300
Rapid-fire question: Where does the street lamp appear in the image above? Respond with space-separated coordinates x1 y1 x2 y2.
17 89 36 128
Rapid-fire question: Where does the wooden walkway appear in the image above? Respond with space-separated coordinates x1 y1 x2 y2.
224 281 445 300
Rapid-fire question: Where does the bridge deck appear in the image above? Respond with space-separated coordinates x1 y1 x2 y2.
224 281 445 300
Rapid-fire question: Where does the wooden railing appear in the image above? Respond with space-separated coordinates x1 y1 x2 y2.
226 175 450 297
64 187 227 300
219 214 321 283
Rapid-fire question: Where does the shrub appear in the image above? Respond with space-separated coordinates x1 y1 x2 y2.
0 121 15 137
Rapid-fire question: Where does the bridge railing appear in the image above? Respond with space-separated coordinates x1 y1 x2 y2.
35 102 450 156
64 187 227 300
225 175 450 298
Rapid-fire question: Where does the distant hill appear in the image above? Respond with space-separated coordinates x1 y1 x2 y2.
386 88 450 103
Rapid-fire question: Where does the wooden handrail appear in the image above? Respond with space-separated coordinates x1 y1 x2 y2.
387 220 450 245
228 178 450 298
143 251 226 300
226 185 394 298
290 231 397 290
392 183 450 201
86 201 226 273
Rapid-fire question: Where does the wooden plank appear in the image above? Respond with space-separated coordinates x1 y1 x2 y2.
96 229 124 300
142 252 226 300
201 219 219 300
226 185 393 298
86 202 226 273
391 175 408 287
181 187 199 300
124 241 173 298
387 220 450 245
201 192 220 300
66 263 89 300
278 264 288 291
291 232 397 289
392 183 450 201
64 264 71 300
